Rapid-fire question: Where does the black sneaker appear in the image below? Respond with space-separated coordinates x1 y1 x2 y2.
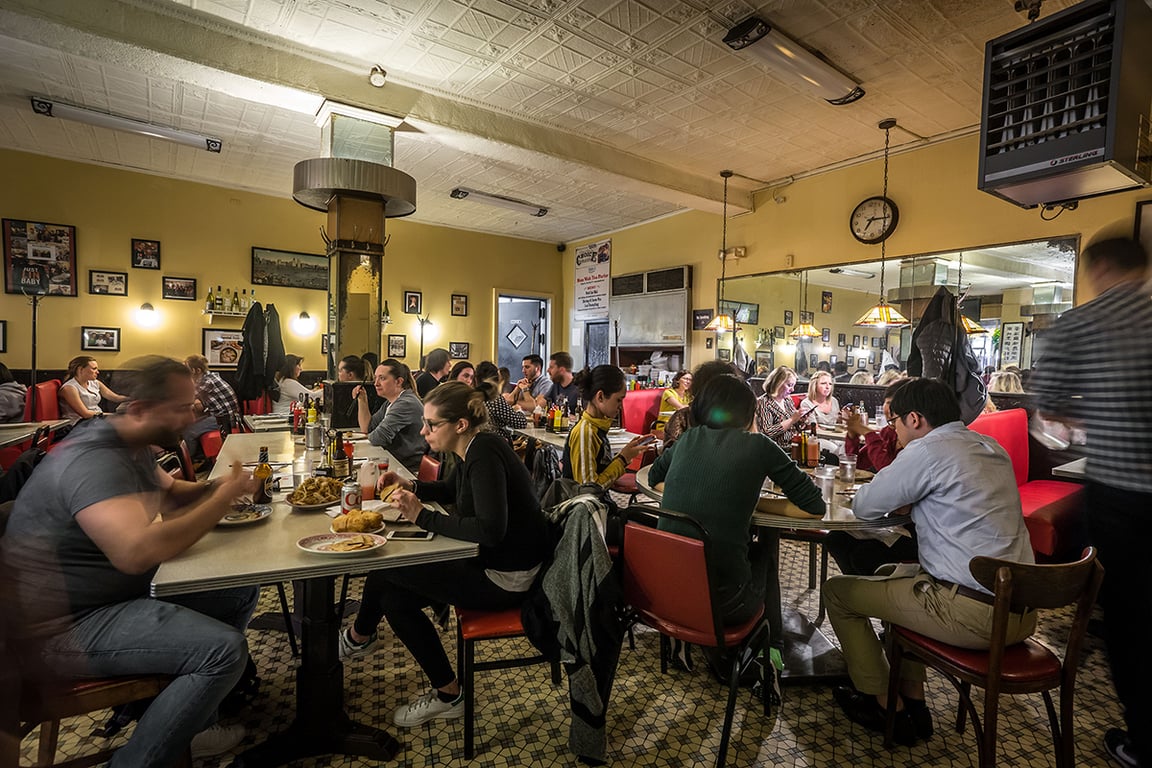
1105 729 1144 768
904 699 933 739
832 686 918 746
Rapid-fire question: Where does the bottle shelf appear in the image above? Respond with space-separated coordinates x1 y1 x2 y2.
203 310 248 323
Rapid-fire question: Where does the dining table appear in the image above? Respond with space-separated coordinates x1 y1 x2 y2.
151 431 478 767
0 419 70 449
634 464 904 685
514 424 655 453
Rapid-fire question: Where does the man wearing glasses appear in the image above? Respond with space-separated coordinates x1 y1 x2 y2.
822 377 1035 745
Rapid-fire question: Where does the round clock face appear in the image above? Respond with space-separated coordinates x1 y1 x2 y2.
850 196 899 244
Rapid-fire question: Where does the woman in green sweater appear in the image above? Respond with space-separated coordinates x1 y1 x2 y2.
647 374 824 692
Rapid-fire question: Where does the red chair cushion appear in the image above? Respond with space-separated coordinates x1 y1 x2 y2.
418 454 441 483
895 627 1061 685
199 430 224 460
1018 480 1085 558
621 389 662 435
456 607 526 641
790 393 804 408
611 473 638 494
635 605 764 649
968 409 1029 487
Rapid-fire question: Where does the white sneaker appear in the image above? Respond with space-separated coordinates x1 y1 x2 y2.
338 627 378 661
190 723 245 758
392 689 464 727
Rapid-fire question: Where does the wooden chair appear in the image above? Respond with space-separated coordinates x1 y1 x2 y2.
620 508 771 768
455 607 561 759
883 548 1103 767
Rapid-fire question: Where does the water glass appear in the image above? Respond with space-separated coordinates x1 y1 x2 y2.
839 456 857 483
874 406 887 430
814 465 837 504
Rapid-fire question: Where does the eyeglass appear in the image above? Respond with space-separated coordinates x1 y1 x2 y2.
422 418 449 430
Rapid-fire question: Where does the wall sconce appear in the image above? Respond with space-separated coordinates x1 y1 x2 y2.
293 311 316 335
369 65 388 87
136 302 158 327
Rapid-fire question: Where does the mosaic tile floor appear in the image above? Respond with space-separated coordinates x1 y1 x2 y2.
21 538 1127 767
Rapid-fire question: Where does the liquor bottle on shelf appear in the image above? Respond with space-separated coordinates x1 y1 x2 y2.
223 288 232 312
250 288 256 306
230 289 240 312
253 446 274 504
204 285 215 313
214 285 224 311
240 289 249 310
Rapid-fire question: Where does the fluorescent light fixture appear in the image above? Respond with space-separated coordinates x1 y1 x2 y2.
828 267 874 278
31 97 222 152
314 99 405 128
722 17 864 105
450 187 548 217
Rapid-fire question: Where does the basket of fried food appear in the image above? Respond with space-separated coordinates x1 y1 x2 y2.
331 508 385 534
287 476 343 509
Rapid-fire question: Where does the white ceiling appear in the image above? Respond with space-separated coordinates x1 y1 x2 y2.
0 0 1079 243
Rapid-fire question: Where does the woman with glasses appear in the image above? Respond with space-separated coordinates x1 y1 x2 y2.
352 359 427 474
338 381 550 727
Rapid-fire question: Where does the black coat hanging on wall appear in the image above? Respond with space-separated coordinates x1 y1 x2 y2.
906 286 987 425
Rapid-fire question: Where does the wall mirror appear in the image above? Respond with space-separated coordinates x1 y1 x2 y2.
720 236 1078 383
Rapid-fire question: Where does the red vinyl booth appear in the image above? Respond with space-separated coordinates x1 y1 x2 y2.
621 388 662 435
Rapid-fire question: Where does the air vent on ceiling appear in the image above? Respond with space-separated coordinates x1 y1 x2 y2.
978 0 1152 208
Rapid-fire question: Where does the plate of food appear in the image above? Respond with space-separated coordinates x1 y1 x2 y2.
287 476 343 510
297 533 386 555
330 508 386 534
219 503 272 526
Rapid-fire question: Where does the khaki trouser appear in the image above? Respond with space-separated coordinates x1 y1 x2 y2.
823 563 1037 695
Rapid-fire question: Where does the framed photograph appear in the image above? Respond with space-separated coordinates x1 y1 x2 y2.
451 294 468 317
821 327 831 343
403 291 422 315
692 309 714 330
800 311 814 324
449 341 470 359
774 325 786 339
388 334 407 358
1136 200 1152 256
830 355 838 364
3 218 77 296
858 357 868 370
130 238 160 270
872 337 881 348
717 348 731 361
251 246 327 291
719 300 759 325
837 333 846 347
202 329 244 368
162 276 197 301
81 326 120 352
0 319 6 353
783 310 793 326
89 270 128 296
853 334 861 347
809 353 819 367
321 334 330 355
754 350 773 374
821 291 833 313
846 356 854 367
705 337 713 349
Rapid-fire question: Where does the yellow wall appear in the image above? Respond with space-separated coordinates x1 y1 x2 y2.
0 150 562 370
565 134 1152 367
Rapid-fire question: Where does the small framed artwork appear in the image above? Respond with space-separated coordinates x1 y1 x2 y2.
830 355 838 364
131 238 160 270
821 327 831 343
202 328 244 367
0 319 6 353
774 325 786 339
783 310 793 325
809 353 819 367
754 350 772 374
81 326 120 352
403 291 422 315
717 348 731 361
705 337 713 350
853 334 861 347
858 358 868 369
321 334 329 355
449 341 470 359
89 270 128 296
800 311 814 324
162 276 197 301
837 333 846 347
846 356 855 367
692 309 714 330
251 246 327 290
872 337 881 348
821 291 833 313
3 218 78 296
451 294 468 317
388 334 407 358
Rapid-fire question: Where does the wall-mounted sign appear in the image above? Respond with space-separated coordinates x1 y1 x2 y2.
692 308 714 330
573 239 611 318
1000 322 1024 368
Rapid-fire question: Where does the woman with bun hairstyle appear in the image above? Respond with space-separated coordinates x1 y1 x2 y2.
563 365 653 488
338 381 550 727
59 356 128 425
352 359 426 474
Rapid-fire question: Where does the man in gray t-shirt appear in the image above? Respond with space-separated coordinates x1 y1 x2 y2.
1 357 258 765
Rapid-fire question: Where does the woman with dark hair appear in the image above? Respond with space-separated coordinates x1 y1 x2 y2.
661 360 738 448
337 355 368 383
0 362 28 423
448 360 476 387
563 365 653 487
654 370 692 430
59 356 128 424
474 361 526 437
352 359 427 473
271 354 310 414
649 374 824 695
338 381 550 727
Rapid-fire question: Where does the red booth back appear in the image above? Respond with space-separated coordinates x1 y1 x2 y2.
621 389 663 434
968 408 1029 487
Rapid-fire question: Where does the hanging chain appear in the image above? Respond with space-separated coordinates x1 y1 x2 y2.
878 126 891 298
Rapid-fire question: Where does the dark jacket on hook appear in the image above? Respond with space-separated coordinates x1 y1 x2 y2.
906 286 986 425
234 302 286 401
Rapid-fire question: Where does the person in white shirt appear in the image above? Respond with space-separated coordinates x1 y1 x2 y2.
271 354 311 415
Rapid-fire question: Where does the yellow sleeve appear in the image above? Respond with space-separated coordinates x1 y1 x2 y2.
567 421 626 486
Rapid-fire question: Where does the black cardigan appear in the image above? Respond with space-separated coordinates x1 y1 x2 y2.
413 432 550 572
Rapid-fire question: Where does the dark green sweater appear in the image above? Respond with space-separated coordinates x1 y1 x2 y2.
648 426 825 603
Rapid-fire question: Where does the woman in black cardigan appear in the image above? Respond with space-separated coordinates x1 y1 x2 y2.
339 381 551 727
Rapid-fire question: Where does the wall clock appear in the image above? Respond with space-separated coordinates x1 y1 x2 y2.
850 196 899 244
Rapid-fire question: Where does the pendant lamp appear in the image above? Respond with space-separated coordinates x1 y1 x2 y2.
789 271 820 338
855 119 910 329
705 170 737 336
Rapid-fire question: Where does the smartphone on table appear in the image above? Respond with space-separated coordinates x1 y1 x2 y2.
386 529 435 541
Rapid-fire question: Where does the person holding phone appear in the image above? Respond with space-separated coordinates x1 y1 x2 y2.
755 366 811 450
337 382 550 728
563 365 653 489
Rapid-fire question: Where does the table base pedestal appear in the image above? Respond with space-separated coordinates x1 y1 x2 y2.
779 609 849 685
230 713 399 767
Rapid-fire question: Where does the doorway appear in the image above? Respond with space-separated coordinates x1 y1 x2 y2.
496 295 548 373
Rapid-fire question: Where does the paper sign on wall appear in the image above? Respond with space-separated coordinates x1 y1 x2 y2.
574 239 610 319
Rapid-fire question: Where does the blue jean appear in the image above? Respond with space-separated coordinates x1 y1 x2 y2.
35 587 257 768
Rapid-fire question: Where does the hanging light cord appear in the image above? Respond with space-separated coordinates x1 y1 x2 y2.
879 125 890 301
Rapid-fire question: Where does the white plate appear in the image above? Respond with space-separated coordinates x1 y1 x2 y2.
219 505 272 526
287 498 340 512
297 533 387 555
329 520 386 534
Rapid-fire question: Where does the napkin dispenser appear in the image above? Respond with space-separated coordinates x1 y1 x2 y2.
323 381 361 430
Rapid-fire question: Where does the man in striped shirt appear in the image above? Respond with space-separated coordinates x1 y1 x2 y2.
1030 235 1152 768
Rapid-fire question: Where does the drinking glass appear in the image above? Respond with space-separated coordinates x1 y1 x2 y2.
839 456 857 483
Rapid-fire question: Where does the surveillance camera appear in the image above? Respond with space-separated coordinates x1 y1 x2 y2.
557 243 567 253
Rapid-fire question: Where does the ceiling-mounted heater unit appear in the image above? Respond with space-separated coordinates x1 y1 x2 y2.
977 0 1152 208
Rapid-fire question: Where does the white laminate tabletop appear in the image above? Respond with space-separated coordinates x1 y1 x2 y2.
0 419 70 448
514 425 650 452
1051 457 1086 480
151 433 477 597
634 465 904 532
